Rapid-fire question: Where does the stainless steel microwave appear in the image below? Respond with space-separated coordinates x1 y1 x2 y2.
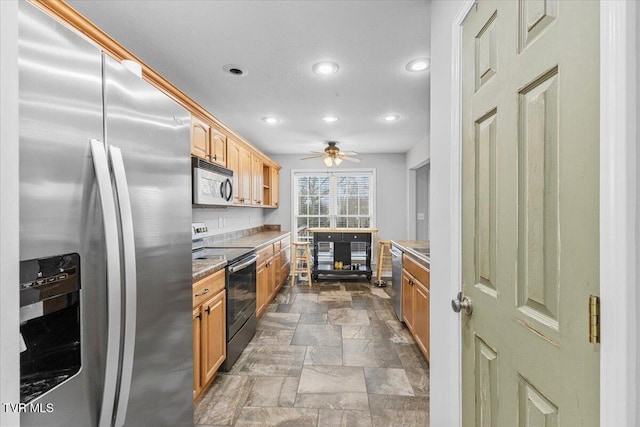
192 157 234 206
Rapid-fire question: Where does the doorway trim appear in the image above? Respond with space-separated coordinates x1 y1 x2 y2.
448 0 637 425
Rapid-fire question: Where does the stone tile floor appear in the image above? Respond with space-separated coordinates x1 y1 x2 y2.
194 279 430 427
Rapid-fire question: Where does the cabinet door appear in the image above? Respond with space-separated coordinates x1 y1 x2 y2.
239 147 252 204
271 168 279 208
273 251 282 291
256 262 268 318
414 281 430 361
209 125 227 166
267 258 276 299
402 270 415 332
191 116 210 160
193 307 202 399
226 140 241 203
280 244 290 286
251 154 263 205
201 290 226 386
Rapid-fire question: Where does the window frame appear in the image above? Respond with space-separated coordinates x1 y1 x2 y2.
290 168 376 242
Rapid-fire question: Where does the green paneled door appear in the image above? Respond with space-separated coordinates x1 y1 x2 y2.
460 0 600 425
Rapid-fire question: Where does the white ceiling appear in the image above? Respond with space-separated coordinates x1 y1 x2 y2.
67 0 431 156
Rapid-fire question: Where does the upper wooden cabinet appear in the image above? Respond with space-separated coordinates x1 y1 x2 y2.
251 154 263 206
262 165 280 208
190 116 209 160
239 146 252 205
271 168 279 208
191 115 279 209
190 115 226 166
227 138 252 205
209 125 227 166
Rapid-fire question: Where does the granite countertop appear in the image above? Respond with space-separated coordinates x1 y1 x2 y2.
192 230 292 280
209 230 291 251
192 258 227 281
391 240 430 266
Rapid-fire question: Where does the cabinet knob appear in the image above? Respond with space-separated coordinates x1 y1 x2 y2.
205 306 211 314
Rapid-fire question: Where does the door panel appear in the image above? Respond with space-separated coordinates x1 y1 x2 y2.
461 0 599 425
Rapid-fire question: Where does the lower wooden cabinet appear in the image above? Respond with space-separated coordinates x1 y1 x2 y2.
192 307 202 398
192 269 226 401
402 271 415 332
256 260 270 318
256 236 291 319
201 290 226 386
401 254 430 361
413 281 430 360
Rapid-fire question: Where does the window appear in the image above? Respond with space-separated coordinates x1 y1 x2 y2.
292 170 375 241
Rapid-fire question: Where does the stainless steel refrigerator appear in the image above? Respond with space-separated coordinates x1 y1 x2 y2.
19 2 193 426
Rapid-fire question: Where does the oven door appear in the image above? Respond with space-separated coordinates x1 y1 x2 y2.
226 254 258 339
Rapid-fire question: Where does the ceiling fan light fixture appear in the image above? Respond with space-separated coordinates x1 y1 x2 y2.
334 156 343 166
323 157 333 167
262 116 281 125
313 61 339 76
381 114 400 122
321 115 339 123
406 57 430 72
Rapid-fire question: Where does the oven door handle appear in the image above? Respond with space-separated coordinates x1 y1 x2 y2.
228 254 259 273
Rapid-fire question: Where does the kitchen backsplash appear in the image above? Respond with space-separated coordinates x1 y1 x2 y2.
192 206 264 236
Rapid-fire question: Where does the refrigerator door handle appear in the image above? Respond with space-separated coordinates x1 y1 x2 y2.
90 139 122 427
109 146 138 427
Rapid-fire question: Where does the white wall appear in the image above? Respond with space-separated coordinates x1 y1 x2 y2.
429 1 464 426
192 206 264 236
405 135 430 239
415 163 429 240
264 153 407 241
0 1 20 424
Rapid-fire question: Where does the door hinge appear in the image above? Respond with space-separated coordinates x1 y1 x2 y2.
589 295 600 344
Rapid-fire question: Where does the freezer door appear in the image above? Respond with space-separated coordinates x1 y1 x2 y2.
103 56 193 426
19 2 107 426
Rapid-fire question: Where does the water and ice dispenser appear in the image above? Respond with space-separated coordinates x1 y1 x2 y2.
19 254 81 403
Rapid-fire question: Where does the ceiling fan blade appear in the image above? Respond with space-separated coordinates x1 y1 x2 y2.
310 151 325 154
341 156 362 163
339 151 358 156
300 154 326 160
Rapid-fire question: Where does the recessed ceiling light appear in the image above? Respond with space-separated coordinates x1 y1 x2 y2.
223 64 246 76
321 115 339 123
312 61 339 76
381 114 400 122
405 58 430 72
262 116 281 125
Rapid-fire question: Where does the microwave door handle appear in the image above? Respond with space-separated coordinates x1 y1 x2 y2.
109 146 138 427
226 178 233 201
228 254 259 273
90 139 122 427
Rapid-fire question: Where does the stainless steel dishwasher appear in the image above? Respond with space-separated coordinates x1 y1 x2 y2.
391 247 403 322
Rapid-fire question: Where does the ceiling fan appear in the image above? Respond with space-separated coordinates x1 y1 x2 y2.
300 141 361 167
